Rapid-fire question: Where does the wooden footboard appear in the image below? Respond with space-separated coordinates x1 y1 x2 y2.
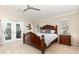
23 32 46 54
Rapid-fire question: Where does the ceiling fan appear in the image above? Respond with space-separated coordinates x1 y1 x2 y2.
23 5 41 12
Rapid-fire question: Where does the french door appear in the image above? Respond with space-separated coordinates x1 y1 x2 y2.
4 21 23 42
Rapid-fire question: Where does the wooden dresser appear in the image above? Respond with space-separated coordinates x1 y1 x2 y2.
59 35 71 46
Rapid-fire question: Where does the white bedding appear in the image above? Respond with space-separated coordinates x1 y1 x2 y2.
35 33 57 46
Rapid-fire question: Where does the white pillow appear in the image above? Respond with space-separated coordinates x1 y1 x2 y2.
51 30 55 34
42 30 46 33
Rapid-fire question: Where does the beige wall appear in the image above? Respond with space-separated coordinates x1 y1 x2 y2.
33 11 79 46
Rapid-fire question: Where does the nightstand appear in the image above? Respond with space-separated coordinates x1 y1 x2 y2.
59 35 71 46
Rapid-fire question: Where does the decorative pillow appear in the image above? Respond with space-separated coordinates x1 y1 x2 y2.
51 30 55 34
41 30 46 33
41 29 54 34
45 29 51 33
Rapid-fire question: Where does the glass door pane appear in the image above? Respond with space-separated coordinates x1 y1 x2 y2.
5 23 11 40
16 24 21 38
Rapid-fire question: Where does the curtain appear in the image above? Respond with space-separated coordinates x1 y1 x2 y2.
0 20 7 45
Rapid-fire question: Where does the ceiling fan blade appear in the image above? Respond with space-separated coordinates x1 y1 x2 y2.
27 5 30 8
31 7 40 11
23 5 41 12
23 8 28 12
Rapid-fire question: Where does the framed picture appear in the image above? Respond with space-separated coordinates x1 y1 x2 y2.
27 24 32 30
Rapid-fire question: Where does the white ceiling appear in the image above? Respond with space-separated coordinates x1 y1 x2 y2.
3 5 78 22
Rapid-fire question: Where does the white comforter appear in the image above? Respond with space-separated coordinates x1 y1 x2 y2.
35 33 57 46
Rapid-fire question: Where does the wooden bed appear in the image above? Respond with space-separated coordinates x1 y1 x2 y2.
23 25 58 54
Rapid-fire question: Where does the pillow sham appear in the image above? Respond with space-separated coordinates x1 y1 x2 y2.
51 30 55 34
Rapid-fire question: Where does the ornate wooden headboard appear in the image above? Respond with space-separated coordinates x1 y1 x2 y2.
40 25 58 34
